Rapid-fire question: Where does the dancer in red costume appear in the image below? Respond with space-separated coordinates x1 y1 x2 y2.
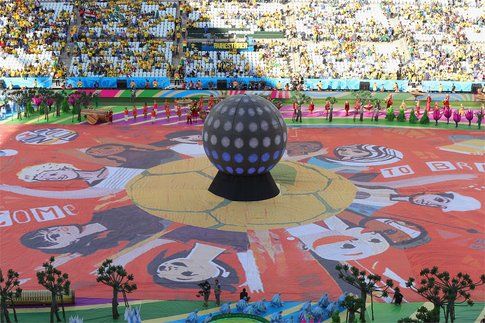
176 104 182 120
364 100 373 112
132 105 138 121
165 102 171 120
308 101 315 114
443 94 450 109
208 95 215 110
386 94 393 108
143 103 148 119
151 107 157 124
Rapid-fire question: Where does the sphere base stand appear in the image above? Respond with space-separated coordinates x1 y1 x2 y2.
208 171 280 201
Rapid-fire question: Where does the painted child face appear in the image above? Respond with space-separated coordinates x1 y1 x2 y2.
171 134 202 144
286 142 322 157
87 145 126 157
38 226 81 249
156 258 220 282
35 168 78 181
410 194 451 209
311 228 389 261
363 219 422 245
334 145 370 160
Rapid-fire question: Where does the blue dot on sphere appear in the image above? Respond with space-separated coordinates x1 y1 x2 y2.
258 166 266 174
222 152 231 162
225 166 234 174
249 154 258 163
234 153 244 163
236 168 244 174
273 151 280 160
248 167 256 174
262 153 270 162
267 164 276 171
211 150 219 160
216 164 223 171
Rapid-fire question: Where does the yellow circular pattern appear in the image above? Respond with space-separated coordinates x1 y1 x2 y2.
126 158 356 232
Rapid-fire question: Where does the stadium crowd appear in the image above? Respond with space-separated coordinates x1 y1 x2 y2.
0 0 72 78
0 0 483 84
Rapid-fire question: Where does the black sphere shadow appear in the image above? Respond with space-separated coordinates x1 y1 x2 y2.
209 171 279 201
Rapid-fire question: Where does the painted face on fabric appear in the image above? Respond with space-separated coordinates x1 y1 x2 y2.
334 145 370 160
311 228 389 261
410 194 452 208
171 134 202 144
37 226 81 249
156 258 221 282
86 145 126 157
34 168 79 181
286 142 322 157
363 218 422 245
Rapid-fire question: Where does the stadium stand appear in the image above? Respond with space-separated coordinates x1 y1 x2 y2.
0 0 483 88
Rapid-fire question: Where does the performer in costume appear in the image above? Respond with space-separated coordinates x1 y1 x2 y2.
124 107 129 122
415 100 421 116
153 100 159 112
459 104 465 116
176 104 182 120
151 107 157 124
165 102 171 120
400 100 406 111
426 95 432 111
187 109 193 124
386 94 393 108
208 95 215 110
132 105 138 121
476 106 484 129
353 100 361 122
443 94 450 109
324 100 330 119
344 100 350 116
191 104 198 123
308 101 315 114
143 103 148 119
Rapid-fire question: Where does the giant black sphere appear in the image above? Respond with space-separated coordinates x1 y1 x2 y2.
203 94 287 176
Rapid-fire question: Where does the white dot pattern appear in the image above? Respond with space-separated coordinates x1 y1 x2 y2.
202 94 287 176
249 122 258 132
221 137 230 147
249 138 259 148
224 121 232 131
234 138 244 149
263 137 271 147
260 120 269 131
235 122 244 132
